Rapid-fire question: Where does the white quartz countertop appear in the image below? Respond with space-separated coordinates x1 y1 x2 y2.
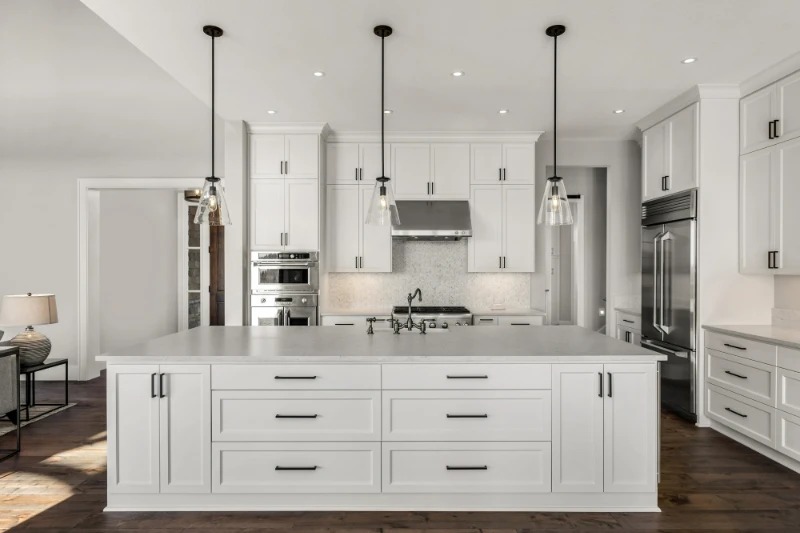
471 308 547 317
97 325 665 363
703 324 800 351
320 308 391 316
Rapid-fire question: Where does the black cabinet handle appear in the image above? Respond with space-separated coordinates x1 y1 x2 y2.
607 372 613 398
276 414 318 419
334 323 355 326
446 414 488 418
499 256 502 268
274 376 317 380
446 466 488 471
623 319 634 324
447 375 488 379
724 370 748 380
598 372 603 398
360 256 363 269
479 319 494 322
510 323 530 326
275 466 318 471
499 168 502 181
431 182 434 195
284 161 288 174
723 343 746 351
775 119 780 138
159 373 166 398
355 168 358 181
769 120 775 140
503 168 507 181
503 257 506 268
725 407 748 418
151 373 157 398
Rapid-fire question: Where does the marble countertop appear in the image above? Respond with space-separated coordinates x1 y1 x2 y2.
97 325 665 364
471 308 547 317
615 307 641 316
703 324 800 351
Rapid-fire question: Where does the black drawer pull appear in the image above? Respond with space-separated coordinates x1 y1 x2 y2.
275 466 318 471
479 318 494 322
274 376 317 380
510 323 530 326
623 319 634 324
725 407 748 418
446 465 488 471
151 373 157 398
723 343 746 351
334 323 355 326
446 375 488 379
446 414 488 418
598 372 603 398
276 414 319 419
724 370 748 380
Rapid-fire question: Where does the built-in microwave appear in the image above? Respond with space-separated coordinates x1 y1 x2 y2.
250 251 319 294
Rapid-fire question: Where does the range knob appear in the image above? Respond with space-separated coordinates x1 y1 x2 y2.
301 297 308 304
260 298 266 304
290 254 295 259
429 322 437 328
441 322 448 329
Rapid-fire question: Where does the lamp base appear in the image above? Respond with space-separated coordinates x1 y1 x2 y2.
9 326 51 367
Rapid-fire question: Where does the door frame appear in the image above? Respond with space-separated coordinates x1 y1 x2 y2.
176 194 210 331
547 196 586 327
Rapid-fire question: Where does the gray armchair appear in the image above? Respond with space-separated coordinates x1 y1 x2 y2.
0 341 21 462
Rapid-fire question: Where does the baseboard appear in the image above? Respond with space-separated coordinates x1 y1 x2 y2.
710 420 800 474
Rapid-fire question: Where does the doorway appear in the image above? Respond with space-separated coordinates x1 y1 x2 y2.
550 197 585 326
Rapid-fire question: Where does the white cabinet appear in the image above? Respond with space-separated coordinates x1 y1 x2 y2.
392 144 430 199
615 310 642 346
741 71 800 155
327 143 390 185
498 315 543 326
252 179 319 251
108 365 210 494
326 185 391 273
468 185 535 272
392 143 469 199
616 326 641 346
251 134 318 179
430 144 470 198
777 71 800 144
471 143 535 185
642 104 697 201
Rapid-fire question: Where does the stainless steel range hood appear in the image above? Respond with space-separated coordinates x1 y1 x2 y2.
391 201 472 241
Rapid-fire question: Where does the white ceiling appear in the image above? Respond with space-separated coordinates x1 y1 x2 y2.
81 0 800 140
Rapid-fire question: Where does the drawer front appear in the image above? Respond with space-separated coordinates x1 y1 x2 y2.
473 316 498 326
705 331 777 365
617 312 641 331
212 442 380 493
707 383 775 447
212 364 381 390
706 349 776 406
212 391 380 441
498 316 544 326
776 410 800 462
778 346 800 373
778 367 800 418
382 364 551 390
321 315 392 327
382 442 551 493
382 390 551 441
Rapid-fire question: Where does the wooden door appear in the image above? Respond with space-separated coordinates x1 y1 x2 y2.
468 185 503 272
471 144 503 184
284 179 319 251
741 85 777 154
251 180 285 250
667 104 698 194
250 135 285 179
326 143 360 184
775 137 800 273
431 143 470 199
392 144 431 199
284 135 318 179
209 226 224 325
360 185 392 272
326 185 360 272
739 149 774 273
502 185 535 272
642 124 665 201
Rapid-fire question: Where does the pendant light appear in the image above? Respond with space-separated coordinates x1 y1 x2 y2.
365 25 400 226
537 24 573 226
195 25 231 226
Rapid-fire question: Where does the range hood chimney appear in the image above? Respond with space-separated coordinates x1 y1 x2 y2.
391 201 472 241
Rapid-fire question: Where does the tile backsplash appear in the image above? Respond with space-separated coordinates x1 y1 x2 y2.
327 241 530 310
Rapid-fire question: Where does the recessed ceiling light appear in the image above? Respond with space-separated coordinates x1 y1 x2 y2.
613 109 625 114
384 109 393 114
498 109 509 114
267 110 277 115
681 57 697 64
313 71 325 77
451 71 465 77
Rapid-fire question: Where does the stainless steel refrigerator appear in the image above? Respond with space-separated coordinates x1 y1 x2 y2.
641 188 697 422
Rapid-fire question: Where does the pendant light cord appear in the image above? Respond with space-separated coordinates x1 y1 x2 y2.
381 34 385 178
553 32 557 177
211 34 216 178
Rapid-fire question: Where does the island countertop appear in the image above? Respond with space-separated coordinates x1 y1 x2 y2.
97 325 665 363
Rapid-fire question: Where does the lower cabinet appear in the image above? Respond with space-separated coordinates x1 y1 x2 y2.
108 364 211 494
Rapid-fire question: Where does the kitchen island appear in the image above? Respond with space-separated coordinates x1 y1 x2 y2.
98 326 665 512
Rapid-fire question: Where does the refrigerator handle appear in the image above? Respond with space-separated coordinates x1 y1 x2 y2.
278 308 284 327
660 232 674 335
653 231 665 335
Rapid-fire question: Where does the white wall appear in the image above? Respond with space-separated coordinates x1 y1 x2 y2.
99 190 178 353
776 278 800 311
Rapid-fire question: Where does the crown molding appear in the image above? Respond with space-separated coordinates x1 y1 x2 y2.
740 51 800 98
326 131 544 143
635 84 739 132
247 122 330 135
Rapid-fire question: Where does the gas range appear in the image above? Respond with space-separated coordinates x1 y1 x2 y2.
391 306 472 328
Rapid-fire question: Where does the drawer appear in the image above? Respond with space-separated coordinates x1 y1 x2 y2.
321 315 392 327
707 383 775 447
382 390 551 441
473 316 498 326
382 442 551 493
617 312 641 331
212 390 380 441
778 345 800 373
706 349 776 406
212 364 380 390
776 410 800 462
705 331 777 366
778 367 800 418
382 364 551 390
498 316 544 326
212 442 380 493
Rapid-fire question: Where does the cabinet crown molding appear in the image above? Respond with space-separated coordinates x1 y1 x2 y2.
636 84 739 132
326 131 544 144
248 122 331 138
740 50 800 98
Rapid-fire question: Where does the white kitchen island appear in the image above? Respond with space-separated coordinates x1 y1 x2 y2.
98 326 666 512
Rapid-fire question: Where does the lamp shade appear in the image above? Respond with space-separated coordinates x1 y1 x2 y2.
0 294 58 326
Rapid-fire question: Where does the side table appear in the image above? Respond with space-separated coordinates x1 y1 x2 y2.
20 358 68 423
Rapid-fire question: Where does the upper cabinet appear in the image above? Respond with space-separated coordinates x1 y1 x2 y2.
326 184 391 273
741 71 800 155
642 103 698 202
430 144 470 198
471 143 535 185
392 144 431 199
327 143 391 185
251 134 319 179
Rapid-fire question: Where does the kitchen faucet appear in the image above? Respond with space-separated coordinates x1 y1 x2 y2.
392 288 426 334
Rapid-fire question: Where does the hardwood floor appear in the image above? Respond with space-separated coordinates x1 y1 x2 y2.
2 376 800 531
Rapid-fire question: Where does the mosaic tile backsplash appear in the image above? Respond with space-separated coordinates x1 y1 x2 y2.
327 240 530 310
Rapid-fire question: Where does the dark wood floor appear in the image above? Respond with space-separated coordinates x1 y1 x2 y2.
2 377 800 532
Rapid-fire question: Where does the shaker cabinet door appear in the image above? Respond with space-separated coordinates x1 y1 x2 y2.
326 185 361 272
775 137 800 273
502 185 535 272
284 179 319 251
360 185 392 272
251 180 285 250
251 135 285 179
741 85 776 155
471 144 503 184
392 144 430 199
739 149 774 273
327 143 360 184
431 143 470 199
284 135 319 180
502 143 535 184
642 124 665 202
667 103 698 194
468 185 503 272
777 71 800 144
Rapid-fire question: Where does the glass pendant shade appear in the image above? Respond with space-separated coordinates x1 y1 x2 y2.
537 176 573 226
365 177 400 226
194 177 231 226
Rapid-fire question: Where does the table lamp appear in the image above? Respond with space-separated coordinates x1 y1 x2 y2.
0 294 58 366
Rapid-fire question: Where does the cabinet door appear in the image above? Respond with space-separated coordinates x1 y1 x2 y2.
431 143 470 199
667 104 698 194
775 137 800 273
741 85 777 154
251 135 285 179
251 180 285 250
284 179 319 251
360 185 392 272
326 185 360 272
108 365 160 494
552 364 604 493
603 363 657 493
471 144 503 184
360 143 391 184
502 185 535 272
502 143 535 184
468 185 503 272
159 365 211 494
739 149 774 273
777 71 800 144
284 135 319 179
392 144 431 199
326 143 359 185
642 124 665 201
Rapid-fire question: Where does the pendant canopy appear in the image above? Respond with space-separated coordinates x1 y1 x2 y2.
365 25 400 226
537 24 573 226
195 25 231 226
